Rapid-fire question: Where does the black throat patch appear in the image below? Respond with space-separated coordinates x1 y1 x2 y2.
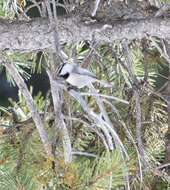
60 72 69 79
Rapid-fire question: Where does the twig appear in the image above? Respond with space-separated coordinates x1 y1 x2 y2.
41 1 47 17
156 163 170 170
91 0 101 17
68 89 114 150
24 0 43 17
47 70 72 163
155 4 170 17
81 42 99 68
150 37 170 64
134 90 145 161
52 0 57 21
43 90 51 124
80 92 129 104
64 115 110 150
72 151 98 158
102 97 144 185
89 84 128 158
122 41 146 161
121 41 146 185
69 88 130 190
44 0 53 24
141 39 149 81
71 45 78 65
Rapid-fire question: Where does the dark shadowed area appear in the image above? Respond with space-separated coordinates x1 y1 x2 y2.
0 68 49 106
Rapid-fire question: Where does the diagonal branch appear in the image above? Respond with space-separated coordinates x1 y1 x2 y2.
91 0 101 17
1 58 53 158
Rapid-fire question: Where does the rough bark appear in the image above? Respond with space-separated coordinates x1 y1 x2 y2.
0 16 169 52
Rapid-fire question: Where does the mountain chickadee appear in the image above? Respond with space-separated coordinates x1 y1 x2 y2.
57 63 111 89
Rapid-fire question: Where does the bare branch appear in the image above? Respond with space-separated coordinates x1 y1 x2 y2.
91 0 101 17
80 92 129 104
72 151 98 158
24 0 43 17
69 89 114 150
155 3 170 17
1 58 53 158
89 84 128 159
47 70 72 163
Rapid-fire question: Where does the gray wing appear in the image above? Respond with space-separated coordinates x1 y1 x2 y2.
74 65 97 78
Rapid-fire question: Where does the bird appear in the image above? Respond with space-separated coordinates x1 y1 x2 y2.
57 63 112 89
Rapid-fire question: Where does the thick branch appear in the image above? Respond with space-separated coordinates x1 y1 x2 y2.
0 16 170 52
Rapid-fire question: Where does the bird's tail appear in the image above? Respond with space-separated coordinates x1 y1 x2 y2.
95 79 112 88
